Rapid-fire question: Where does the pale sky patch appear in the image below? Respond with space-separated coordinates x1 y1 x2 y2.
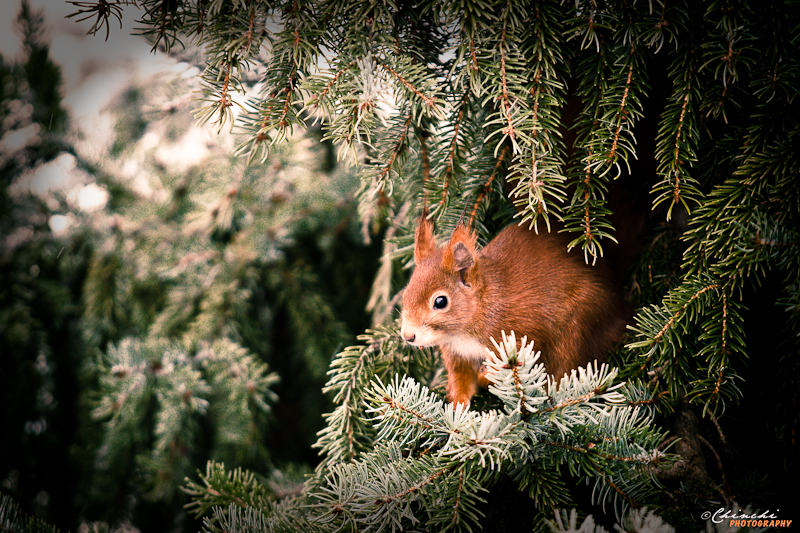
48 213 75 236
0 123 41 153
77 182 109 212
154 126 215 173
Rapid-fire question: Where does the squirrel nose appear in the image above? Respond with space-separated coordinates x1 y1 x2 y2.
402 332 415 344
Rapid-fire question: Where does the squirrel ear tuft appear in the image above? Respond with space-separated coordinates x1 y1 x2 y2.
448 225 478 281
448 225 478 253
414 214 436 264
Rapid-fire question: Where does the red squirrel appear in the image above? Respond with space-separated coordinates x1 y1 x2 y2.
400 216 629 406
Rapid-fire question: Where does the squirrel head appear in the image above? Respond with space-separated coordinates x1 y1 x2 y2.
400 216 483 348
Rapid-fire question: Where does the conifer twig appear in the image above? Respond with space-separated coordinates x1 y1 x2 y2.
468 145 508 226
376 115 412 185
495 0 520 154
608 52 635 163
378 61 437 108
438 92 470 212
654 284 719 342
311 61 356 112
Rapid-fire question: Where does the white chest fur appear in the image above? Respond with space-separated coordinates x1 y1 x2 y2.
445 335 490 363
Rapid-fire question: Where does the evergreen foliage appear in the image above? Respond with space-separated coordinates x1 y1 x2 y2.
63 85 374 525
3 0 798 530
1 1 83 528
2 1 377 530
0 494 61 533
179 335 674 532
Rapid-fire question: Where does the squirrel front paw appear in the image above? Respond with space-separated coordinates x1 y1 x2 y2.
477 364 492 389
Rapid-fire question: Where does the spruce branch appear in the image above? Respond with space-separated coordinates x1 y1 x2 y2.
481 331 549 416
183 461 274 520
336 333 671 529
562 1 624 261
313 446 460 531
202 499 320 533
236 0 320 161
651 1 704 220
194 61 241 133
0 494 61 533
356 113 412 230
682 107 800 294
507 0 569 233
313 325 440 473
365 202 411 323
467 145 508 227
628 279 719 353
483 33 530 158
377 59 438 111
436 91 471 214
427 92 488 224
448 0 499 97
66 0 131 41
305 61 356 116
495 1 520 154
606 48 636 168
699 0 757 122
626 276 751 416
92 337 278 501
417 125 431 207
652 86 702 220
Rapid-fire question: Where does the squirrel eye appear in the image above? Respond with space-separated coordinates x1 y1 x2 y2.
432 295 448 310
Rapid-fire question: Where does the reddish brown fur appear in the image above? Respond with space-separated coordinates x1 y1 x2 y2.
401 220 628 406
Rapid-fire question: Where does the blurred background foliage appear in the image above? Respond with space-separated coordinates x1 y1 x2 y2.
1 1 381 530
2 0 799 531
